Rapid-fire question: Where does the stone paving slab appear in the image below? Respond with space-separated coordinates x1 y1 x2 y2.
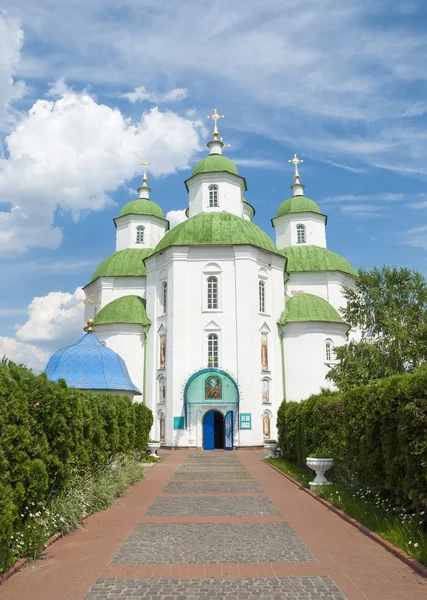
172 469 253 480
85 576 346 599
112 522 315 564
177 463 247 470
163 481 262 494
188 453 240 458
146 496 279 516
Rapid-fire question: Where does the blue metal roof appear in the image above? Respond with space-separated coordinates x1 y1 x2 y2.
44 332 141 394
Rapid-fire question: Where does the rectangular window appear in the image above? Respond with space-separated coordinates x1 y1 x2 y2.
208 333 219 367
259 280 265 313
239 413 252 429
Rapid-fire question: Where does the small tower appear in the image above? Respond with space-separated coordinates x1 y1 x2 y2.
184 109 249 219
272 154 327 250
114 158 169 251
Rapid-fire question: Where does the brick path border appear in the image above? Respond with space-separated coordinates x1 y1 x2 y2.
265 459 427 579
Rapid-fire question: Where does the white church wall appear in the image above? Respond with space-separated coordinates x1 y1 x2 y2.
145 245 286 447
274 212 327 250
284 322 348 402
84 277 147 322
285 271 356 313
187 172 244 218
92 323 146 402
115 214 167 251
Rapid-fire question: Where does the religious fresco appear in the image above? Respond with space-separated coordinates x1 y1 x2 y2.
159 335 166 369
159 412 165 442
261 334 269 371
205 375 222 400
263 412 271 439
159 377 166 403
262 379 270 403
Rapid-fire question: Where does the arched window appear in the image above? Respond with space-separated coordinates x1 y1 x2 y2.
207 333 219 367
207 275 218 309
259 280 266 313
162 282 167 314
296 224 306 244
262 378 270 403
208 185 219 207
325 339 333 362
136 225 145 244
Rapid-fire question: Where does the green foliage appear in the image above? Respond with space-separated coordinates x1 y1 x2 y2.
327 266 427 390
0 360 153 573
277 366 427 514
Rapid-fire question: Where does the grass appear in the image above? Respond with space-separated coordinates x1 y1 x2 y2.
3 453 148 571
265 457 427 566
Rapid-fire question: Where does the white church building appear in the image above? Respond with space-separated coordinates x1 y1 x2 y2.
49 110 358 450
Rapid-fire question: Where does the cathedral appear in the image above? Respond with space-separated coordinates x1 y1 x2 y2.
45 110 357 450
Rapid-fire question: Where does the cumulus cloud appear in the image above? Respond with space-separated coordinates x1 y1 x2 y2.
0 12 26 129
0 337 50 372
166 209 187 228
16 287 85 345
0 85 202 253
121 85 187 104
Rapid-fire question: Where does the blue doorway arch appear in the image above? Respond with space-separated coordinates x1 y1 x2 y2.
203 410 225 450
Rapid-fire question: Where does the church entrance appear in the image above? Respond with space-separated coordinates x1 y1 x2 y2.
203 410 224 450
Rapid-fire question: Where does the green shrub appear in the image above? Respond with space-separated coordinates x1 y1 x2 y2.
0 359 153 572
277 366 427 513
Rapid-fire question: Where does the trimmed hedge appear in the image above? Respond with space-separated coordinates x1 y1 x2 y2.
277 366 427 511
0 360 153 571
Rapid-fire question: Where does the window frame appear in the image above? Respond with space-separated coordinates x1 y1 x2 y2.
208 184 219 208
259 279 266 313
161 281 168 314
325 339 333 363
296 224 306 244
136 225 145 244
207 275 219 310
207 332 219 368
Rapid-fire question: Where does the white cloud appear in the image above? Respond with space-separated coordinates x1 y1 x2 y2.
0 336 50 372
166 209 187 228
121 85 187 104
234 158 283 170
323 193 404 204
0 12 26 129
406 225 427 250
0 85 202 253
16 286 85 345
339 204 385 217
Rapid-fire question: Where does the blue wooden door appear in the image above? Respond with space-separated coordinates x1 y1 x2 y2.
224 411 233 450
203 411 215 450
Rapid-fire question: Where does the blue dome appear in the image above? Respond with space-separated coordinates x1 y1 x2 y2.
44 332 140 394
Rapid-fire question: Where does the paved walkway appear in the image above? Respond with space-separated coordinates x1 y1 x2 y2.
2 451 427 599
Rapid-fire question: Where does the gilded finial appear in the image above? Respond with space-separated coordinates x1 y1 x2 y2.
207 108 224 139
139 157 152 187
84 318 95 333
288 153 304 184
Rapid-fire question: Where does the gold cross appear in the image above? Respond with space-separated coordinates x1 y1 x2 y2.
207 108 224 139
139 157 152 185
220 137 231 149
288 153 303 180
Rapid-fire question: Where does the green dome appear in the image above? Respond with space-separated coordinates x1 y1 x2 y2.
192 154 238 177
278 293 347 326
277 195 321 217
119 198 164 219
94 295 150 327
279 245 357 277
91 248 153 282
153 211 278 255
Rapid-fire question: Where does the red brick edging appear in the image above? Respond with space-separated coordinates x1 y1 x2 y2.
265 459 427 579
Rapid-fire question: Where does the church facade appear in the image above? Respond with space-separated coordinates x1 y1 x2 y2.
59 112 357 449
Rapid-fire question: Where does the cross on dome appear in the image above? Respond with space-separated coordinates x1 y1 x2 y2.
219 137 231 149
288 153 304 183
139 157 152 187
138 157 152 199
207 108 224 140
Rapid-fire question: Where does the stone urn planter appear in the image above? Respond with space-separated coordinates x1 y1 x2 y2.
264 440 278 459
306 456 334 490
146 441 161 457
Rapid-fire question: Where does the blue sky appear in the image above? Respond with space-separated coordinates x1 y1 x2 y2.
1 0 427 370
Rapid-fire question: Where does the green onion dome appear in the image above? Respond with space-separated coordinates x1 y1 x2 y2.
90 248 153 282
277 195 321 217
279 245 357 277
279 293 347 325
119 198 164 219
153 211 278 255
94 295 150 327
192 154 238 176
